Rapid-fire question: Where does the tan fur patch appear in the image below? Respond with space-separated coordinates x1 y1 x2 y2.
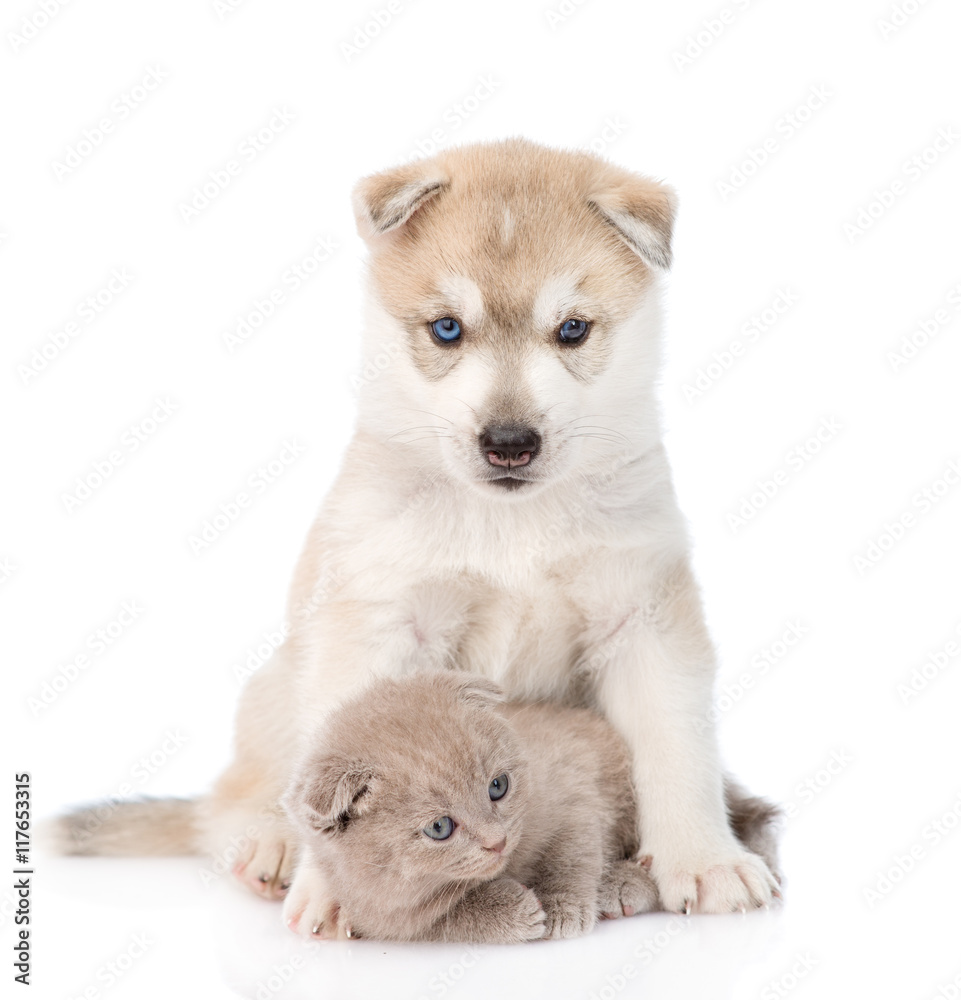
355 139 667 389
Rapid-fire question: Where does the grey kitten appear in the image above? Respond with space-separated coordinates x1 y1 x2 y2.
284 670 779 943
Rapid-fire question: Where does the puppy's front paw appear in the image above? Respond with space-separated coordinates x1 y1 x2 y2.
652 847 778 914
283 865 352 940
540 893 596 939
599 857 659 919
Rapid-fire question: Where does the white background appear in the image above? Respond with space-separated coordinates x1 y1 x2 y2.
3 0 960 997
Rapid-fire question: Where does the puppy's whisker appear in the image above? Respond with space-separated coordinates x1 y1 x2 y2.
386 425 451 443
398 407 456 426
452 397 479 419
391 434 454 446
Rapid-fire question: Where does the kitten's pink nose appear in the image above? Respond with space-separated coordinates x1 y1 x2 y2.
483 836 507 854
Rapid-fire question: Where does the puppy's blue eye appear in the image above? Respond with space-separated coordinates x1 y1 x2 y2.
424 816 455 840
558 318 590 344
431 317 461 343
488 774 509 801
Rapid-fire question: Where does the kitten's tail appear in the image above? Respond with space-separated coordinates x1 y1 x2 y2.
42 797 202 857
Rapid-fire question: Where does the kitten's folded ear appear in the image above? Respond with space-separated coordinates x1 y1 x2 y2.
450 672 504 708
285 756 375 836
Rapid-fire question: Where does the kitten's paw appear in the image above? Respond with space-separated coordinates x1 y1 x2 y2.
496 881 547 943
451 878 545 943
283 865 345 939
652 845 778 914
540 893 597 939
231 827 297 901
599 858 659 919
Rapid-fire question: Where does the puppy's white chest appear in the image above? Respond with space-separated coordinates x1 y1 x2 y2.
426 566 582 697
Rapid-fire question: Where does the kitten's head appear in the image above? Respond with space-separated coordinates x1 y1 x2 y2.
285 671 528 910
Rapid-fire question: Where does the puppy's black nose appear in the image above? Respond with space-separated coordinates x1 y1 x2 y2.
479 425 541 468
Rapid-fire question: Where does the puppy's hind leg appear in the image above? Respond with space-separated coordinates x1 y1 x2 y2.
202 643 302 901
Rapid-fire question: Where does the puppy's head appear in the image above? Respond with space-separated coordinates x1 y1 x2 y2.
352 139 675 498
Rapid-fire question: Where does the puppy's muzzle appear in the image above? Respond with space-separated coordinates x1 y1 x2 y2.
479 425 541 469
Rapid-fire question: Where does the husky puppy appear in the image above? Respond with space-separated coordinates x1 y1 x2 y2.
53 139 780 930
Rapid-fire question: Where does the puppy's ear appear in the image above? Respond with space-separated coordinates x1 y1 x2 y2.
285 757 375 836
352 160 450 239
587 173 677 271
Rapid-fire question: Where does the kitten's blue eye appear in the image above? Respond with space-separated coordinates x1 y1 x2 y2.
431 317 461 343
558 318 590 344
488 774 509 801
424 816 455 840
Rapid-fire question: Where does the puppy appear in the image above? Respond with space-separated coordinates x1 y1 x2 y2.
54 139 780 930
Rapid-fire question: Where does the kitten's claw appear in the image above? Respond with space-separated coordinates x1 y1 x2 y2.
541 893 596 939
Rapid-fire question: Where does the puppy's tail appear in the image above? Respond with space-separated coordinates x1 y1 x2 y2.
43 797 202 857
724 779 783 880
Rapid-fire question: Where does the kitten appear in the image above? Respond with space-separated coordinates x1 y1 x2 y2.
283 670 779 943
